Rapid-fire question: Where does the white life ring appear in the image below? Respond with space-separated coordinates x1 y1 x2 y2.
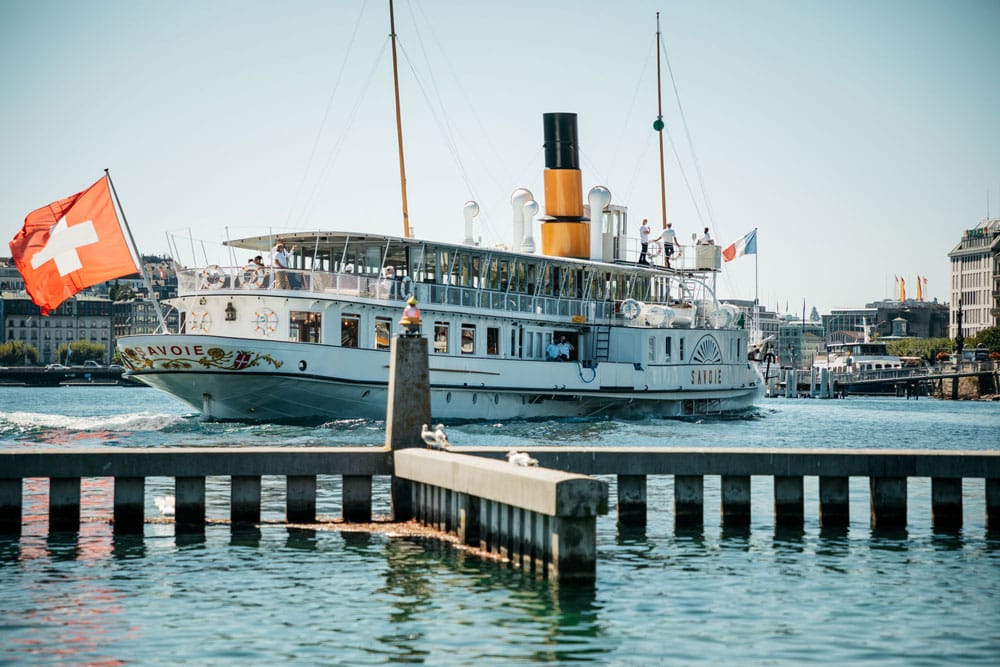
253 308 278 336
188 309 212 333
400 275 413 297
621 298 641 320
200 265 225 289
647 240 662 258
241 267 265 289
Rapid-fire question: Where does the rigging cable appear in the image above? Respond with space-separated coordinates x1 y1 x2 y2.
285 1 370 228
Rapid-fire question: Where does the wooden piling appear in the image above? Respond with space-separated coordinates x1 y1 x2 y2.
617 474 647 527
0 478 22 534
931 477 962 531
721 475 751 526
231 475 261 525
819 476 849 527
286 475 316 523
870 477 907 529
343 475 373 523
674 475 704 528
175 476 206 531
49 477 81 532
113 477 145 534
774 475 804 527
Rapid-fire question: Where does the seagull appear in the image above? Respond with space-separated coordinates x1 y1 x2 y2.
433 423 450 449
154 494 175 517
506 449 539 467
420 423 437 447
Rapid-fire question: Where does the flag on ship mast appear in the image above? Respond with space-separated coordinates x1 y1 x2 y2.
899 276 906 301
916 274 923 301
722 229 757 262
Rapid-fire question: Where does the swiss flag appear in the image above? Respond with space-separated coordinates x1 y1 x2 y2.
9 176 141 315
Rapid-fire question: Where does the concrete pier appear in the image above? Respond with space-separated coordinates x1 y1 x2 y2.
394 448 608 580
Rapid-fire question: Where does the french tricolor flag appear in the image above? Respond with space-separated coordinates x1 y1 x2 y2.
722 229 757 263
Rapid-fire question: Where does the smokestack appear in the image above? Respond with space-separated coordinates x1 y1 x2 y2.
540 112 589 259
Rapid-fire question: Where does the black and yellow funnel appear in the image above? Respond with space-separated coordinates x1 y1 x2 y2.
540 112 589 259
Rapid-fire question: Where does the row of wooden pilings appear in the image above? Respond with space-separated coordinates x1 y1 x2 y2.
2 336 999 583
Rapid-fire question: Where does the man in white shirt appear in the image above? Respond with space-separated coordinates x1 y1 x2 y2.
662 222 677 268
638 219 651 265
272 241 296 288
697 227 713 245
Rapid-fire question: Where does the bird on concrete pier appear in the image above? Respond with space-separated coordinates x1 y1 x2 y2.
421 423 450 450
506 450 539 466
154 494 175 517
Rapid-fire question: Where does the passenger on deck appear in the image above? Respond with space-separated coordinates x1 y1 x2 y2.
557 336 574 361
546 339 560 361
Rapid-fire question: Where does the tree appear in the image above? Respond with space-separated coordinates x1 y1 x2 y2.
885 337 953 362
0 340 39 365
55 340 108 364
109 280 135 302
970 326 1000 352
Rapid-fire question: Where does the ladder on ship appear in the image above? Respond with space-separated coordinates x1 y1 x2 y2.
594 325 611 362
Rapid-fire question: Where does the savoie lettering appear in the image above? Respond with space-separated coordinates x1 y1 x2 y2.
141 344 205 356
691 368 723 385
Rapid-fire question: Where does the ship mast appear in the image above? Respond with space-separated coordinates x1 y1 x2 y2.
389 0 411 238
654 12 668 231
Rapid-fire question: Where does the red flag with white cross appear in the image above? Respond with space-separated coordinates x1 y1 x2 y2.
9 176 141 315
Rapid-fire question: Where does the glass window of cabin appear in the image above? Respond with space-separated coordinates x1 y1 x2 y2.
648 336 656 363
679 337 685 361
461 324 475 354
434 322 449 353
486 327 499 355
341 314 359 348
665 336 672 361
290 311 322 343
459 254 471 287
375 317 391 350
498 260 509 291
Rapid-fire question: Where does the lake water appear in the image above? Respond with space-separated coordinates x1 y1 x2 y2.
1 387 998 665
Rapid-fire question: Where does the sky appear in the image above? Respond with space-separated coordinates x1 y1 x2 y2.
2 0 998 316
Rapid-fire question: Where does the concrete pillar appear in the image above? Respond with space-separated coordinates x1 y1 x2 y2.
533 513 550 574
931 477 962 531
231 475 261 525
549 516 598 581
986 479 999 533
774 475 804 527
809 367 817 398
721 475 751 526
870 477 907 529
499 503 512 560
457 493 480 545
819 476 849 527
175 476 206 531
113 477 145 534
674 475 704 528
616 474 647 527
512 507 526 569
343 475 372 523
50 477 81 533
480 499 496 553
286 475 316 523
0 478 22 534
386 335 431 521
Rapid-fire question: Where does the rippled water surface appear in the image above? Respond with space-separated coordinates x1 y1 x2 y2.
1 387 998 665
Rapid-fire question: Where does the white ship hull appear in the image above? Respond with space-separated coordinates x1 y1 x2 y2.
120 333 762 421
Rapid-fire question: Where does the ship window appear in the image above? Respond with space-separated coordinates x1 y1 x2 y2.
486 327 499 355
648 336 656 362
461 324 475 355
680 337 685 361
434 322 449 353
341 314 359 348
290 311 321 343
665 336 672 361
375 317 391 350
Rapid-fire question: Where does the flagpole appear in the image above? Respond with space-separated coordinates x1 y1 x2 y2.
104 169 169 333
754 227 759 340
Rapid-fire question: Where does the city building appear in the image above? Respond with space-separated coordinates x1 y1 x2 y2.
777 319 825 370
948 217 1000 338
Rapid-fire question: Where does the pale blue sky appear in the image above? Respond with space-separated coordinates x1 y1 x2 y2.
2 0 998 315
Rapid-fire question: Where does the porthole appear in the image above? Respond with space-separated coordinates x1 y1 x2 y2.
472 394 478 404
446 392 452 403
298 360 307 371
